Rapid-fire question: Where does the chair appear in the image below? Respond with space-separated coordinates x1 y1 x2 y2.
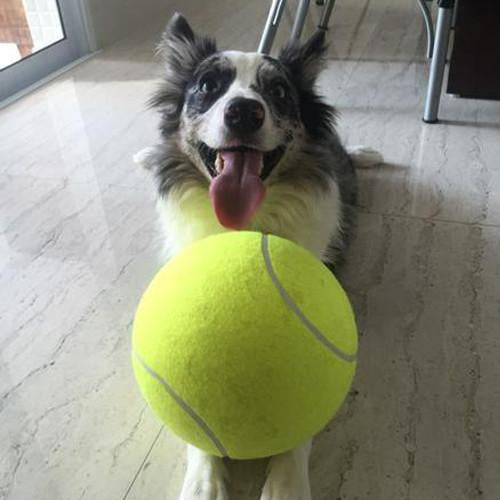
258 0 456 124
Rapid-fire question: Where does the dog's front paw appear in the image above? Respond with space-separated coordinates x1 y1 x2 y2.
179 476 228 500
178 446 229 500
347 145 384 169
260 467 311 500
260 443 312 500
133 147 156 170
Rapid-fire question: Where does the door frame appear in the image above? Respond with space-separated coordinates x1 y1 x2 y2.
0 0 94 102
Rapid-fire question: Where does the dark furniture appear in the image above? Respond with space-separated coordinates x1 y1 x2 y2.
448 2 500 100
424 0 500 122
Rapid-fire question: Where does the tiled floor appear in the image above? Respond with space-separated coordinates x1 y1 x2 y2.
1 1 500 499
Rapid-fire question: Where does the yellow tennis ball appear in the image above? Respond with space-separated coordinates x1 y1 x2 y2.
132 231 357 460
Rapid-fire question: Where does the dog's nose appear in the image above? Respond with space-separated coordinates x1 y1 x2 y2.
224 98 265 134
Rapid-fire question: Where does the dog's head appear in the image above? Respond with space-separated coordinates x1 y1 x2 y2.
150 13 336 230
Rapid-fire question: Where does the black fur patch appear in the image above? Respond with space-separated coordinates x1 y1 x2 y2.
185 55 236 116
252 60 300 123
146 142 207 195
278 30 337 140
149 13 217 137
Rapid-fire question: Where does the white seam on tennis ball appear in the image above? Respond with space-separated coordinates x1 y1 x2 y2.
133 351 228 456
261 234 357 363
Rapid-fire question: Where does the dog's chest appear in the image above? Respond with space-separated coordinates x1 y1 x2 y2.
160 183 341 261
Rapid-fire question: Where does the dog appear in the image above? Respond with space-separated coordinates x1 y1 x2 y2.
135 13 382 500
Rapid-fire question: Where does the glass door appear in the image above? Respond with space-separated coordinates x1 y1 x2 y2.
0 0 92 102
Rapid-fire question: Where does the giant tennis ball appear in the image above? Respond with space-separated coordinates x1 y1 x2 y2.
132 231 357 459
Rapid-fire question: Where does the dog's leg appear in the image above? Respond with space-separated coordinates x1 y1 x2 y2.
260 440 312 500
178 445 229 500
133 147 157 170
347 145 384 169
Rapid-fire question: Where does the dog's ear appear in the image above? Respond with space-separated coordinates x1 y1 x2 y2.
279 30 335 140
158 13 216 73
150 13 217 135
278 30 327 87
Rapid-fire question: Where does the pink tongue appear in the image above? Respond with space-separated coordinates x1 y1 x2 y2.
209 150 265 230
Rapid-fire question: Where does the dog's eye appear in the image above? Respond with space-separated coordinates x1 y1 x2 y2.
199 75 220 93
271 83 287 100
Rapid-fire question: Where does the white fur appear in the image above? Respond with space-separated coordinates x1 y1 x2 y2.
252 179 342 261
178 442 313 500
347 146 384 169
158 183 227 259
133 147 155 168
261 440 313 500
156 176 341 262
194 51 286 152
179 445 229 500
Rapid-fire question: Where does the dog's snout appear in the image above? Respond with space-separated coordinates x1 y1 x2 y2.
224 98 265 134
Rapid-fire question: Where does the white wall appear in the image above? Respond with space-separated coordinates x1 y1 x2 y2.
82 0 169 48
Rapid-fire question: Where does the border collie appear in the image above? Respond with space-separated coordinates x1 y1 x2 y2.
135 13 381 500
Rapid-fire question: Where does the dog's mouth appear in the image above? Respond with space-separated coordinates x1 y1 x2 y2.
198 143 285 181
197 142 285 230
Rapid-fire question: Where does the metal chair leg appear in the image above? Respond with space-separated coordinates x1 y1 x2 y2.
318 0 336 30
423 0 455 123
259 0 336 52
290 0 310 41
417 0 435 58
258 0 287 54
451 0 458 29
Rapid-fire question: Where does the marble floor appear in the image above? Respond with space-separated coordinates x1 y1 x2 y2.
1 0 500 499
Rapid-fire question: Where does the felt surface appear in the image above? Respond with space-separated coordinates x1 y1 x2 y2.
132 231 357 459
